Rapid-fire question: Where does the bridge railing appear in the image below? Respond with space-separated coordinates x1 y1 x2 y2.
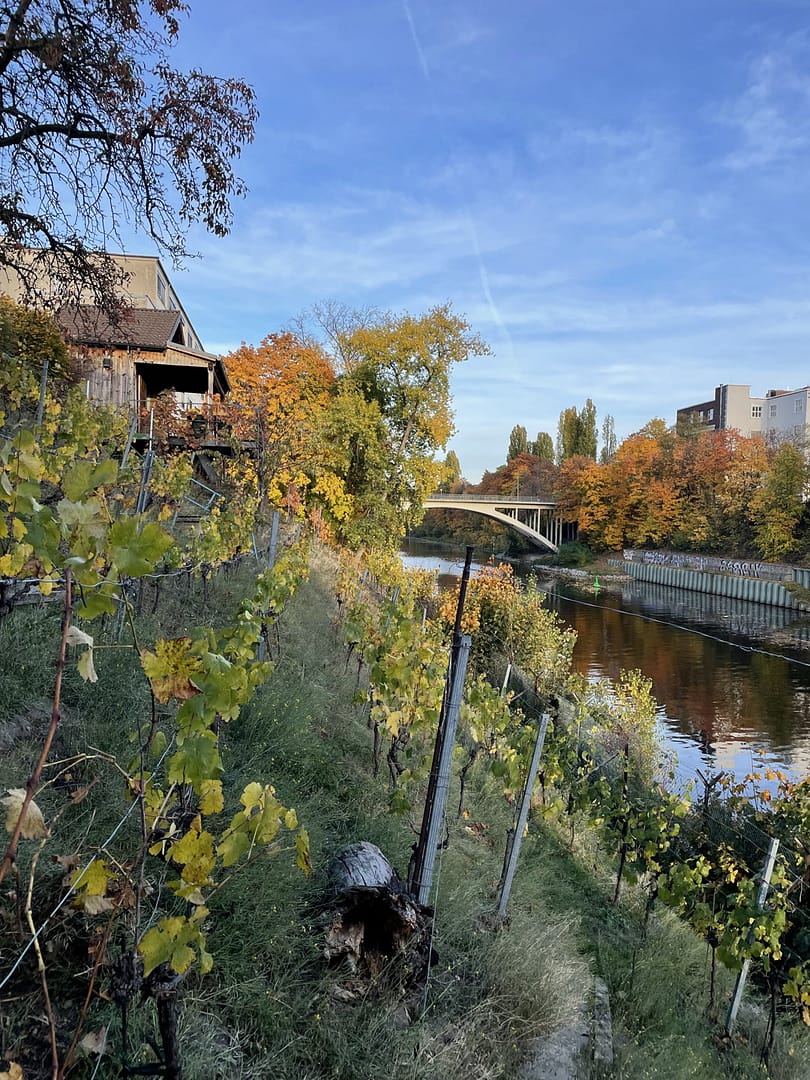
425 493 556 504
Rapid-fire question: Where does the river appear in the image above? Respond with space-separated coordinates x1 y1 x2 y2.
400 540 810 784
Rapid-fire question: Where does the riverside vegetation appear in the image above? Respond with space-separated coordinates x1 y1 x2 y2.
2 307 810 1078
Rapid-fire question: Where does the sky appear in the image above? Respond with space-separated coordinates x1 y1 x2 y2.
143 0 810 481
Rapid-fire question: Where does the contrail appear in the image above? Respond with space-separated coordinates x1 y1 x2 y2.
402 0 431 81
467 214 516 363
400 1 515 360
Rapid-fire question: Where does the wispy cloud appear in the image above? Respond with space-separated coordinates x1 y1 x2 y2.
719 34 810 168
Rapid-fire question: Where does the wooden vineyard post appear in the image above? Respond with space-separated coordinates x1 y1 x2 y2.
497 713 550 918
409 546 475 905
724 836 780 1037
411 635 471 906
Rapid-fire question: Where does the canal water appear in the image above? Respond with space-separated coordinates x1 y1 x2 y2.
400 540 810 783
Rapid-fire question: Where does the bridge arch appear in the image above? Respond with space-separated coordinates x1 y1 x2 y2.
422 495 566 553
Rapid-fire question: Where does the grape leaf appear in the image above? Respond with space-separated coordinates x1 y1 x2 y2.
140 638 202 702
167 734 222 788
109 518 174 577
2 788 48 839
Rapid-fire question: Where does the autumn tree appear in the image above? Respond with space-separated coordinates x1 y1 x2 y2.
223 332 335 514
532 431 554 461
507 424 528 461
557 423 679 550
0 296 69 381
0 1 257 312
320 303 490 546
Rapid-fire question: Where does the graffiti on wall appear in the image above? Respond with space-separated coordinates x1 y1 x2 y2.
622 550 790 581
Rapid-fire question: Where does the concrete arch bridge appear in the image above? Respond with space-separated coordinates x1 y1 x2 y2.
422 494 572 553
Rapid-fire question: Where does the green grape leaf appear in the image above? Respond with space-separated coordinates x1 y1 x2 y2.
76 584 119 621
167 733 222 788
109 518 174 577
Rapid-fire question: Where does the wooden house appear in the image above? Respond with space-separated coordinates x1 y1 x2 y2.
58 304 230 434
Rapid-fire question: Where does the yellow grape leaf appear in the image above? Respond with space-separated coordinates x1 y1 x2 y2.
2 789 48 839
198 779 224 815
168 828 215 886
217 829 250 867
65 625 93 648
0 1062 24 1080
140 638 202 702
284 808 298 831
71 858 114 911
38 578 54 597
239 782 264 811
296 828 312 876
77 648 98 683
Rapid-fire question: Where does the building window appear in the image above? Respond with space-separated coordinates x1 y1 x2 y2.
752 405 762 418
156 275 166 303
796 399 804 413
168 296 177 311
770 404 778 417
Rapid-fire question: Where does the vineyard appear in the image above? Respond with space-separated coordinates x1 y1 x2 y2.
2 342 810 1079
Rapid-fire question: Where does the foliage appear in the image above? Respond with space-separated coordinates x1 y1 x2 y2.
556 398 597 463
531 431 555 462
599 413 617 463
0 0 257 312
223 332 337 515
553 540 593 567
1 524 311 1072
554 420 806 560
0 298 70 384
507 424 528 461
750 443 809 560
319 303 490 547
437 562 576 698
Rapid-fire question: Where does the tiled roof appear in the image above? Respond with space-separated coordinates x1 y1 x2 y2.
58 305 182 350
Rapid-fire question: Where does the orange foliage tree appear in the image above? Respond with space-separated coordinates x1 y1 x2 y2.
223 332 337 514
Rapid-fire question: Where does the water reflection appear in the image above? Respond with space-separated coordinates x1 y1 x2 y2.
542 580 810 782
399 540 810 781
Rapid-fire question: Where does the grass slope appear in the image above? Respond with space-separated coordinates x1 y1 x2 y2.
1 543 809 1079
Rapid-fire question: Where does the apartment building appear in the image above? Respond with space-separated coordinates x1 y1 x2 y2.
677 383 810 445
676 384 765 437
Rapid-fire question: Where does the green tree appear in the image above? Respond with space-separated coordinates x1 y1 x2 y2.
507 424 528 461
440 449 462 491
577 398 598 458
557 400 598 462
0 1 257 312
751 443 809 560
557 406 578 463
532 431 555 461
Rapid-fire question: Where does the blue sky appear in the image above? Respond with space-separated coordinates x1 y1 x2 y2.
152 1 810 481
